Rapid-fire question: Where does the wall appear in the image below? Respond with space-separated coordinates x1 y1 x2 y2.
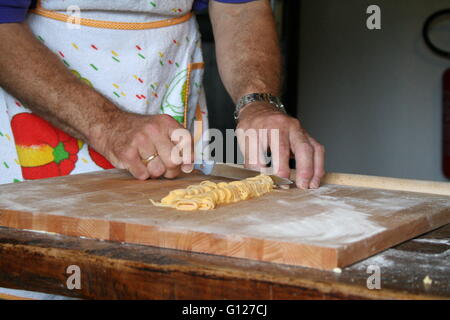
297 0 450 181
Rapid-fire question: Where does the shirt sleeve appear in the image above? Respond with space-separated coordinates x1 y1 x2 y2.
0 0 31 23
193 0 257 11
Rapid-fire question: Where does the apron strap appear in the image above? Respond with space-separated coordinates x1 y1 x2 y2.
30 7 193 30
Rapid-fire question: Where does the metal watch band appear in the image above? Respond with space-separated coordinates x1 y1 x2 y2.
234 93 287 121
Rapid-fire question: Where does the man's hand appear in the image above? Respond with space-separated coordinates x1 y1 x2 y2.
210 0 326 189
90 112 194 181
237 103 325 189
0 23 193 181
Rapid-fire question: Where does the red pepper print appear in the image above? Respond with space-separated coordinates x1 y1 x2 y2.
11 113 80 180
88 147 114 169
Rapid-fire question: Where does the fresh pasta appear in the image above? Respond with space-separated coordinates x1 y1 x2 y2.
150 175 275 211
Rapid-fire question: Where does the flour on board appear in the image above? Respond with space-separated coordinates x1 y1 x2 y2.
230 207 386 247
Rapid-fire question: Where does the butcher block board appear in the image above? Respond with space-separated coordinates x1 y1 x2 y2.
0 169 449 270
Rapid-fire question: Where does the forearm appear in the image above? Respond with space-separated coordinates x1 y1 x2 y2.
0 23 122 143
209 0 282 103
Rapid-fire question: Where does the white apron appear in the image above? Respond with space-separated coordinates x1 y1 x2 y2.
0 0 209 184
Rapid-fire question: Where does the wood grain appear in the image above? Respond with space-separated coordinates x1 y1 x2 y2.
0 169 449 270
0 225 449 299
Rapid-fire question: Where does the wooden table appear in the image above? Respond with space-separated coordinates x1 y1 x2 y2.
0 223 448 300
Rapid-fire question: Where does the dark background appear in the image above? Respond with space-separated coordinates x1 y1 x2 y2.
198 0 450 182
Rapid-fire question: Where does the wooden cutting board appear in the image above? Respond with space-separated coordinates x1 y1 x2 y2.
0 169 449 270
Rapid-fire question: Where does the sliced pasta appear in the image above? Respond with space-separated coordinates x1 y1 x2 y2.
150 174 275 211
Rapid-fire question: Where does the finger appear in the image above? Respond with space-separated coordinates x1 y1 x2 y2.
121 148 151 181
290 130 315 189
268 128 291 178
147 156 166 179
139 146 166 179
155 136 182 179
307 135 325 189
139 140 166 179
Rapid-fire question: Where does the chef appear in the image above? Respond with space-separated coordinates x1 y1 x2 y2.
0 0 325 189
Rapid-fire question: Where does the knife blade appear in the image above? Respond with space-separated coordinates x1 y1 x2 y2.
193 162 293 187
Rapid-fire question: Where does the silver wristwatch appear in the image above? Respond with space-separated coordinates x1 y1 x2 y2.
234 93 287 121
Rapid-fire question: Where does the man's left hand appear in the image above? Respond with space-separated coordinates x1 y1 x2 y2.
237 103 325 190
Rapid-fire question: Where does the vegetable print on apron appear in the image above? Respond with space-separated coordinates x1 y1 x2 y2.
0 0 209 185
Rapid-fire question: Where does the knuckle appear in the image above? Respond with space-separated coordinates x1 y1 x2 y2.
317 169 326 178
298 168 314 179
317 144 325 154
164 170 180 180
279 145 291 157
159 114 178 126
165 161 179 170
142 122 159 136
149 166 165 178
132 131 147 146
128 165 149 180
298 142 314 154
159 114 173 121
277 138 289 150
117 148 135 162
290 117 301 127
270 113 287 124
136 171 150 181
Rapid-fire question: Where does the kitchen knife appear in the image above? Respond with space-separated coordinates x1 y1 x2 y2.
193 162 293 187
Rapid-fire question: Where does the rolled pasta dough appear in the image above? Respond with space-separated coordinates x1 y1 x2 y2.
151 175 274 211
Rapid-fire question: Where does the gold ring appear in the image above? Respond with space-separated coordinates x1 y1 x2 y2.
142 153 159 165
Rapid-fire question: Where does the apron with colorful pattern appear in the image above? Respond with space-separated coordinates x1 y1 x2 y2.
0 0 208 185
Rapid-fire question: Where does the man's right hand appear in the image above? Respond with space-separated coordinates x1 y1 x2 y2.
90 111 195 181
0 23 193 181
